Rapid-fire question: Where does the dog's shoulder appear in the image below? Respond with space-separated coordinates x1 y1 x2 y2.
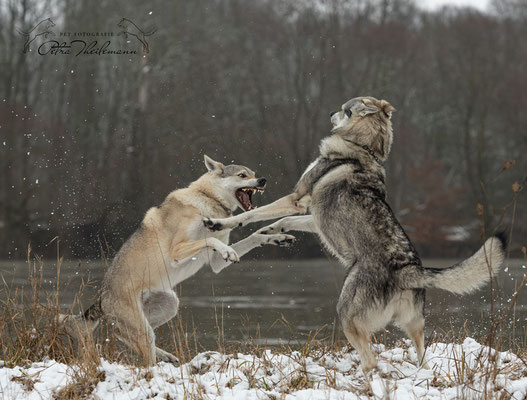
310 157 387 209
298 156 369 196
142 189 200 231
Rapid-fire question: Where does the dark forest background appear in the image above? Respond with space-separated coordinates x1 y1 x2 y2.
0 0 525 260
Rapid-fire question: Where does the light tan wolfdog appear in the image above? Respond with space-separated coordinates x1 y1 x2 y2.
61 155 295 365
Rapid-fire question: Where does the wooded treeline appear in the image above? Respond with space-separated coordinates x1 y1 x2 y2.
0 0 525 259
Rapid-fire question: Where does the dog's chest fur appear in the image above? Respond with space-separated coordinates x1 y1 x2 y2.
298 151 421 283
167 202 231 285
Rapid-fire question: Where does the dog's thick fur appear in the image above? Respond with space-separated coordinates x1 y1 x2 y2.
60 155 294 365
204 96 506 372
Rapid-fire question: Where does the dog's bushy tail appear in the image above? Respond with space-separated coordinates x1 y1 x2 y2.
401 234 507 294
59 299 103 341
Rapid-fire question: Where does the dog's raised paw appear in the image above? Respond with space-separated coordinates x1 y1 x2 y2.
271 234 295 247
203 218 223 231
220 246 239 263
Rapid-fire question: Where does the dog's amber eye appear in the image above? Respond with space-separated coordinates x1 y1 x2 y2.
238 173 247 178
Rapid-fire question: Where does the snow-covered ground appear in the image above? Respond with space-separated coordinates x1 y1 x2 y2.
1 338 526 399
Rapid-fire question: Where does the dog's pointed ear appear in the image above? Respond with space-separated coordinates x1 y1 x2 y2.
355 98 381 117
204 155 224 173
380 100 396 119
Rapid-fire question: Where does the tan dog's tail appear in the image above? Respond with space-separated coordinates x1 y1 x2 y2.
59 299 102 342
400 234 506 294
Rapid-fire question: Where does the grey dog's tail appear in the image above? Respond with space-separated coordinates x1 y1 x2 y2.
400 234 507 294
58 299 103 341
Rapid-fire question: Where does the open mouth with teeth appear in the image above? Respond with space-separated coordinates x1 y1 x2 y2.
235 186 264 211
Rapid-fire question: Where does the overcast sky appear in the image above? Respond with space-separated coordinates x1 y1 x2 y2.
421 0 488 11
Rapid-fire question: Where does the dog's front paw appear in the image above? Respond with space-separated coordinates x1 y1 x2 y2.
219 245 239 262
203 217 224 231
260 234 295 247
274 234 296 247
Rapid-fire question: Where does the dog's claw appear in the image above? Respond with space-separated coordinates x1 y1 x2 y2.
278 237 296 247
267 234 295 247
220 246 239 263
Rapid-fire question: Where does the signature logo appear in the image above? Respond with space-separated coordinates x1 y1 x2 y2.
19 17 156 55
18 18 56 53
117 18 156 54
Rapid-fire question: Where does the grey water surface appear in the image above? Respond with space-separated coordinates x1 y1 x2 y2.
1 258 525 350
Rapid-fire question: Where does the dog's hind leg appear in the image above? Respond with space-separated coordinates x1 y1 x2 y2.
342 320 377 373
394 290 429 369
142 290 179 363
116 312 176 364
114 316 157 365
337 271 381 372
103 296 158 365
142 290 180 329
403 317 428 369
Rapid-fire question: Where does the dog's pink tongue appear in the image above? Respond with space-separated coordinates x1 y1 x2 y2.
236 191 252 211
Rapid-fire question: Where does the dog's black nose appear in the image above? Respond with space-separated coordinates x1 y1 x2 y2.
258 178 267 187
330 111 338 117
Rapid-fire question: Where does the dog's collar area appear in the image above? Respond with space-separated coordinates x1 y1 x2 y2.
361 145 381 164
343 139 382 164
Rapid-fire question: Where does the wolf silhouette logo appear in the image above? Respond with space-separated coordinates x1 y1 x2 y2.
117 18 156 54
19 18 55 53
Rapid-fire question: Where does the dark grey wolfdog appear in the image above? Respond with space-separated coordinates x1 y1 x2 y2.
204 96 506 372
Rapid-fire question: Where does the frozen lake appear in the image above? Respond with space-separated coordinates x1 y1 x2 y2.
1 257 525 350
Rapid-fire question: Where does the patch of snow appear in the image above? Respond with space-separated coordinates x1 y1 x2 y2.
0 338 526 399
444 225 471 241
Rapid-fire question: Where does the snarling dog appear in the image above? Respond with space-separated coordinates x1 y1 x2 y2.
60 155 295 365
204 96 506 372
